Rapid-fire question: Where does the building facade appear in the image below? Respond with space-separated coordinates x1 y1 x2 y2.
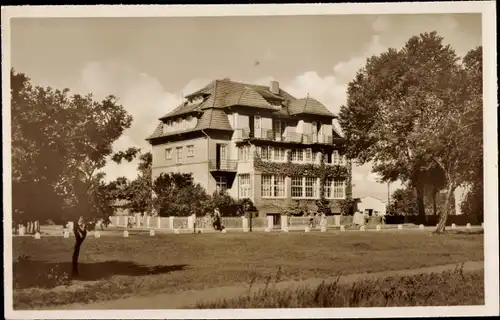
147 78 352 217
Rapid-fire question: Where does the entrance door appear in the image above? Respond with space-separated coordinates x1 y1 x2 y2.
215 144 221 170
216 144 227 170
273 119 282 141
249 115 255 138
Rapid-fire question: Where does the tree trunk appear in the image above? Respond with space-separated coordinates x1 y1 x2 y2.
72 238 84 277
432 186 437 216
71 218 87 278
435 183 456 234
415 183 426 223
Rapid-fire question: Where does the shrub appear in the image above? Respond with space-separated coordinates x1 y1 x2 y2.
195 264 484 308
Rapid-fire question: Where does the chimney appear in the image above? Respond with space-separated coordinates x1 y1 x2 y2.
270 80 280 95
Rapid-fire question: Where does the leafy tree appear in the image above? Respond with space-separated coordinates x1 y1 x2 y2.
11 69 133 276
112 150 153 214
389 187 418 216
338 32 479 229
414 46 482 232
153 172 210 217
205 190 240 217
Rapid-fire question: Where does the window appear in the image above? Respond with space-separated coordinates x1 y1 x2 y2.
292 177 319 199
291 149 303 162
273 176 286 197
187 145 194 157
333 180 346 199
255 115 261 130
261 146 272 161
220 144 227 160
216 176 227 193
239 174 251 198
326 152 333 164
273 148 286 161
261 175 272 197
166 120 172 132
305 148 312 162
324 178 333 198
239 145 250 161
165 148 172 159
332 150 341 165
175 147 183 164
291 177 303 198
261 175 286 198
305 177 317 198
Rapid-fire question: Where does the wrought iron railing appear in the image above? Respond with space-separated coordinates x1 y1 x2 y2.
208 159 238 171
234 128 338 146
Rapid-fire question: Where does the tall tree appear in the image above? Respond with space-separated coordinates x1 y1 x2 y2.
112 150 154 214
338 32 465 223
11 69 133 276
414 46 482 232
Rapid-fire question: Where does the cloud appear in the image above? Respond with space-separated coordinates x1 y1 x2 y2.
72 60 212 181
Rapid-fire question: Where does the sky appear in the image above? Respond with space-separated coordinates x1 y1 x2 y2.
10 13 482 201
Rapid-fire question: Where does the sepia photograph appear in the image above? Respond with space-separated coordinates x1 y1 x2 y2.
2 2 498 319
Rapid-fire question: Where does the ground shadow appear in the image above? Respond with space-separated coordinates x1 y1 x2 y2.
13 259 188 289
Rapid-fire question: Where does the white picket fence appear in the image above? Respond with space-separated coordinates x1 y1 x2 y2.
109 214 343 231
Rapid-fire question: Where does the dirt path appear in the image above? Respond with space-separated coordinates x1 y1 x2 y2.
48 261 483 310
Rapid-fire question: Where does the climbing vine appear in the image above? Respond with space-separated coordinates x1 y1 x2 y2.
253 152 349 179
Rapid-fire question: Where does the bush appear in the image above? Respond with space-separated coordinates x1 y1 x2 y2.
195 264 483 308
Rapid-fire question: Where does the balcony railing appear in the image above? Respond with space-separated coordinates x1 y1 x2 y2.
208 159 238 171
234 128 336 145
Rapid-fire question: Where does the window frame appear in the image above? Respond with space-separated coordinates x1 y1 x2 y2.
175 146 183 164
165 148 172 160
239 174 251 198
187 145 195 157
261 174 286 198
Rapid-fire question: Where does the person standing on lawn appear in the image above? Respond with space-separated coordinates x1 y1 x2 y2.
213 207 222 231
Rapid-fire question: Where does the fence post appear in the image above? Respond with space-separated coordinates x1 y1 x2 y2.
146 215 151 228
136 213 141 228
267 216 274 231
334 215 341 226
242 216 249 232
281 215 288 231
157 217 161 229
169 216 174 230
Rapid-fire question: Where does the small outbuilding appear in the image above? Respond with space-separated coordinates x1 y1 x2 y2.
354 196 387 216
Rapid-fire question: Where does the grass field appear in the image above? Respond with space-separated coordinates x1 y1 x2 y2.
12 230 484 309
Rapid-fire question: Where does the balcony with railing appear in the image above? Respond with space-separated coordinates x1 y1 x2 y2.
208 159 238 172
234 128 337 146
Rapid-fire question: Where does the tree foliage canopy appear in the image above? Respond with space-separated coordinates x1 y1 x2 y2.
338 33 482 231
11 69 133 223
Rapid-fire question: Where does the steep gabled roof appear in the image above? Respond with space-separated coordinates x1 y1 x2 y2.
147 108 232 141
195 108 232 131
288 97 335 117
148 78 339 142
159 101 203 120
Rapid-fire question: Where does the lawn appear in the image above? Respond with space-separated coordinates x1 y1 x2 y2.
12 230 483 309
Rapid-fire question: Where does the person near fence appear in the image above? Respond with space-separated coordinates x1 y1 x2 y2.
308 210 315 229
127 217 133 229
213 208 224 231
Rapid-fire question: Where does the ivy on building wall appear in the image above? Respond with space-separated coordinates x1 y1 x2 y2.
253 152 349 180
254 149 354 216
